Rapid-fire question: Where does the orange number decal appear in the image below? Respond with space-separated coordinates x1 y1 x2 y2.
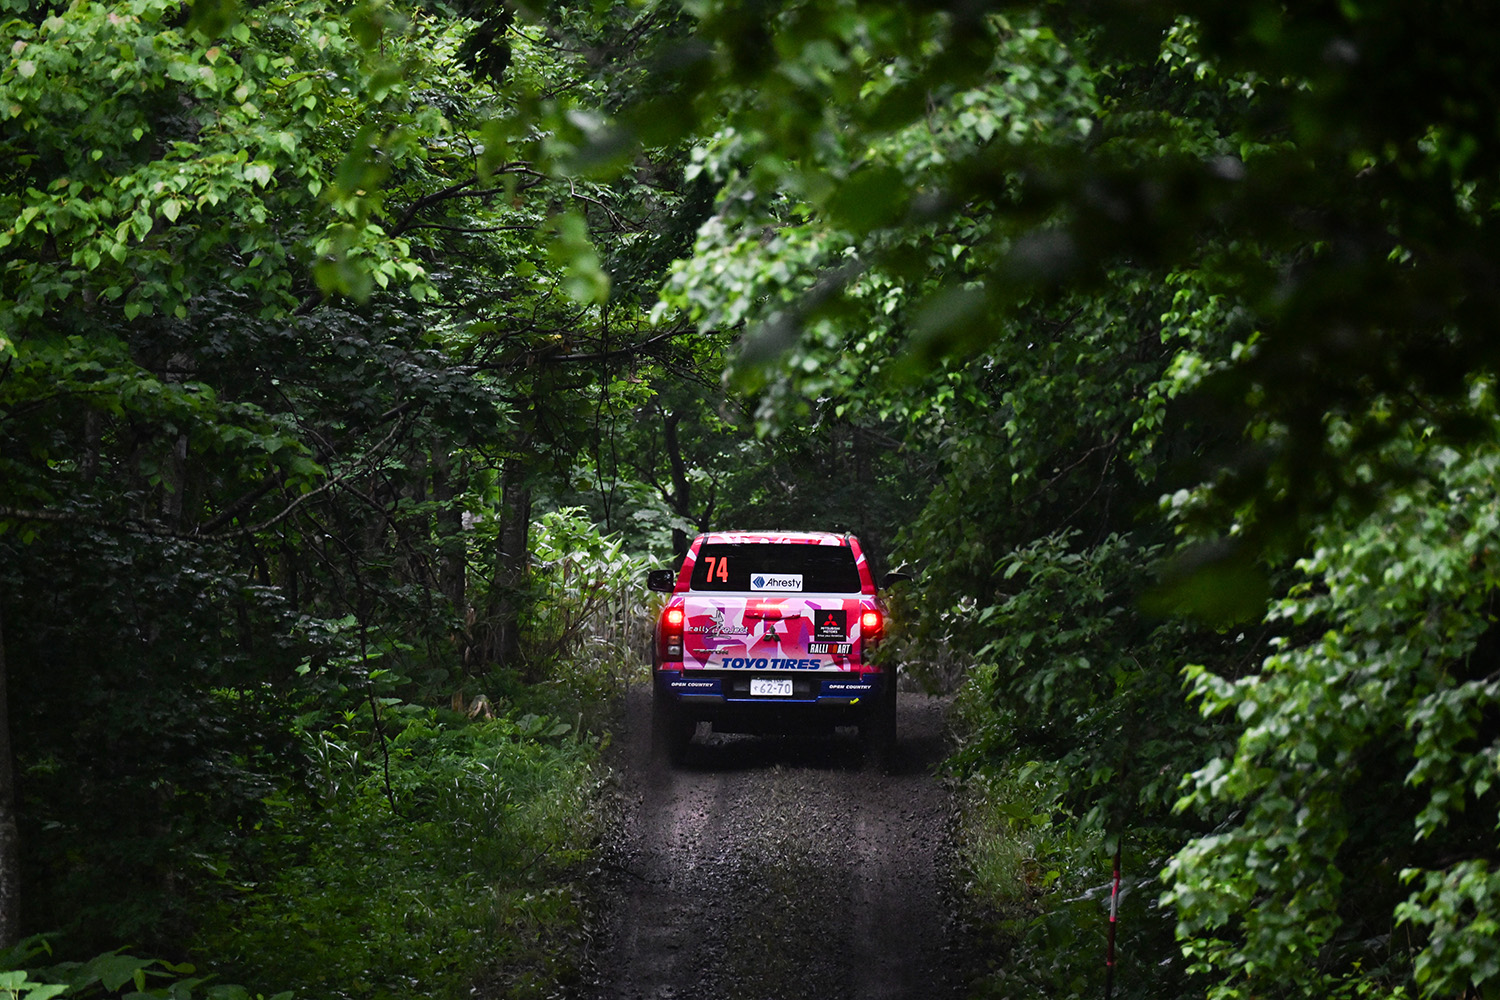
703 556 728 583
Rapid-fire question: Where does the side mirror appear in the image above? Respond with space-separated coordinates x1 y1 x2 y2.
881 571 914 589
647 569 676 593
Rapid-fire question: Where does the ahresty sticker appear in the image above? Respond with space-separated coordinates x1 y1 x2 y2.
750 573 803 592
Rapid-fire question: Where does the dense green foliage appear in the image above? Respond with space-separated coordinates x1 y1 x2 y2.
4 0 1500 998
0 0 671 994
625 2 1500 998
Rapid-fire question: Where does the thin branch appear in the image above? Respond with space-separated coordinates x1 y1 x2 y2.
197 472 284 535
406 222 538 235
458 326 698 371
385 164 546 238
388 177 480 237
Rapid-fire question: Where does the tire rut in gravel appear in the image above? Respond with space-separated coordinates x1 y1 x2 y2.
577 688 974 1000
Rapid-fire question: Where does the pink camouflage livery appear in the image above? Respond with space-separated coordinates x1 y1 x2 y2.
646 531 901 766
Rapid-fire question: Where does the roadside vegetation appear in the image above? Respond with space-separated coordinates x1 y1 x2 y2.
4 2 1499 1000
2 510 644 1000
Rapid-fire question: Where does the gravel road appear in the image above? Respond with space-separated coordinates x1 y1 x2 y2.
576 686 976 1000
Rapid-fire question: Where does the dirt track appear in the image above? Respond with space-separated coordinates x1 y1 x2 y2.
577 687 975 1000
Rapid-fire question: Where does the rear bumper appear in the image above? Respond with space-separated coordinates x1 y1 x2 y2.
655 668 890 732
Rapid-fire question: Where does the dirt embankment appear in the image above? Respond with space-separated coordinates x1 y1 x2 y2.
576 688 977 1000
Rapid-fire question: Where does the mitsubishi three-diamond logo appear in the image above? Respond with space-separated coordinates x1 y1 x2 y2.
814 609 847 641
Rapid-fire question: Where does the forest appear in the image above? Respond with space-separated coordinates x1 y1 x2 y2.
2 0 1499 998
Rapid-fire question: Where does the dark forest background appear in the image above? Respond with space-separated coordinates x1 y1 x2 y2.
4 2 1500 998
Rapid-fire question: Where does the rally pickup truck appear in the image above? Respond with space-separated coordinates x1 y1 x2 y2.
646 531 905 765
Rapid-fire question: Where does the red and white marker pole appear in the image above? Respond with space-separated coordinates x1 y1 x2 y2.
1105 843 1121 1000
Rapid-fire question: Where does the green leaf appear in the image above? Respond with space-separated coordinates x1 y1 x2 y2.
187 0 241 38
824 164 907 233
1144 541 1269 627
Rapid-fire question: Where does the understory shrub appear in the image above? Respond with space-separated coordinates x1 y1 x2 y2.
942 530 1234 1000
952 682 1193 1000
525 507 654 713
193 711 604 1000
0 937 284 1000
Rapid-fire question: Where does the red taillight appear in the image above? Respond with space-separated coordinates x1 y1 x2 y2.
659 605 684 663
861 609 881 632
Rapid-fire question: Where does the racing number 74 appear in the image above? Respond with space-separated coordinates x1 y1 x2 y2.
702 555 729 583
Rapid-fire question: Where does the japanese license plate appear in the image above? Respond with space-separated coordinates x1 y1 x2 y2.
751 678 793 697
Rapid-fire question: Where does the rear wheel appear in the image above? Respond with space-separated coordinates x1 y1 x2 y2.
861 667 898 771
651 681 693 764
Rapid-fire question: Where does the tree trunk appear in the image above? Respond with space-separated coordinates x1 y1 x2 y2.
486 456 532 677
0 603 20 946
852 425 883 576
663 410 690 554
662 409 715 554
80 409 101 483
431 443 466 615
161 432 189 527
160 356 193 529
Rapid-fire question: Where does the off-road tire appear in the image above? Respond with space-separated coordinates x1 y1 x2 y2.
861 667 899 772
651 681 694 765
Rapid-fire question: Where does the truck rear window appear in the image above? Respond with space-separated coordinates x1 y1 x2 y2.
689 543 861 594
